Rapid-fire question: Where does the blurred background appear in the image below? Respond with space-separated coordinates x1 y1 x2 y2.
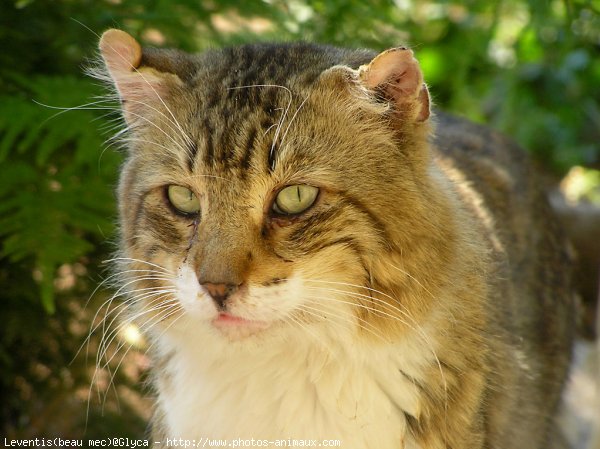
1 0 599 446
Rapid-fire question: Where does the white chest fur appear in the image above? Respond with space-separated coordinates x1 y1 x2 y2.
154 320 432 449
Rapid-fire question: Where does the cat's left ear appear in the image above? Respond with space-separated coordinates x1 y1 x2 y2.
358 48 430 122
98 29 182 123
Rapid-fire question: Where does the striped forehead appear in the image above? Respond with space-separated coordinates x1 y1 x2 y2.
177 43 372 176
186 85 291 176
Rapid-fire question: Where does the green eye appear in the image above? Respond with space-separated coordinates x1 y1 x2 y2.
273 185 319 215
167 185 200 215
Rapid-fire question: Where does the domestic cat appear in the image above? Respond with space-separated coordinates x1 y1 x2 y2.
97 29 574 449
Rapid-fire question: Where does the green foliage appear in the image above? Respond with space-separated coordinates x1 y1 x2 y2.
0 75 120 312
1 0 598 439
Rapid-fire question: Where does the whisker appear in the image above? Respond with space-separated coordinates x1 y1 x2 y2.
96 290 177 359
279 94 310 149
118 136 183 155
98 298 176 369
137 303 186 364
385 262 436 301
94 300 179 406
119 108 190 156
99 300 181 409
104 257 172 274
76 270 174 362
297 300 389 342
302 293 393 329
303 283 416 324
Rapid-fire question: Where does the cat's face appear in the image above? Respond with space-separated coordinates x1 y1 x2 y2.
100 30 434 342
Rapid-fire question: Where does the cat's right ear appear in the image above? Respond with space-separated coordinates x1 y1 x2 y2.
99 29 181 123
324 48 430 125
358 48 430 123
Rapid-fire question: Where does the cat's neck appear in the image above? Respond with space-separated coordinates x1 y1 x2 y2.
151 315 442 448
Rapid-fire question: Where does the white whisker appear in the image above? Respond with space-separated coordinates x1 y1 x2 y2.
280 94 310 149
298 299 389 342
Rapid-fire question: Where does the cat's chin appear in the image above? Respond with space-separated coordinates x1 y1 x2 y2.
211 312 271 340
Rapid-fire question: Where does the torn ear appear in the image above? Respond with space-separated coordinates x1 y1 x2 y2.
99 29 180 122
358 48 430 122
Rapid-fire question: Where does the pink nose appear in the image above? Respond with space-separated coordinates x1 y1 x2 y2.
201 282 238 308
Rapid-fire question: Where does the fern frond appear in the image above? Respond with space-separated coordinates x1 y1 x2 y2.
0 75 121 313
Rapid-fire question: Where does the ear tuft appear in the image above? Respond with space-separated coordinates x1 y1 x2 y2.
358 48 430 122
99 29 142 76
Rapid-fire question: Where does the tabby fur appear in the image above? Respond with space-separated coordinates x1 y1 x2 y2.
97 29 574 449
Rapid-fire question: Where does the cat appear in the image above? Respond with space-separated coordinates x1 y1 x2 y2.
96 28 575 449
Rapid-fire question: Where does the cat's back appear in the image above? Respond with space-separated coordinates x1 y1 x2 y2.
432 111 573 319
433 111 575 446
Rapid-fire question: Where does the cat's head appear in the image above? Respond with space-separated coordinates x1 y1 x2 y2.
98 29 452 344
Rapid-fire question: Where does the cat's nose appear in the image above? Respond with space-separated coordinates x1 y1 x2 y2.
201 282 239 308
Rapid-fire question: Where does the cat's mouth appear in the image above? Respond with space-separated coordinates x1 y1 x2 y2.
212 312 270 339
